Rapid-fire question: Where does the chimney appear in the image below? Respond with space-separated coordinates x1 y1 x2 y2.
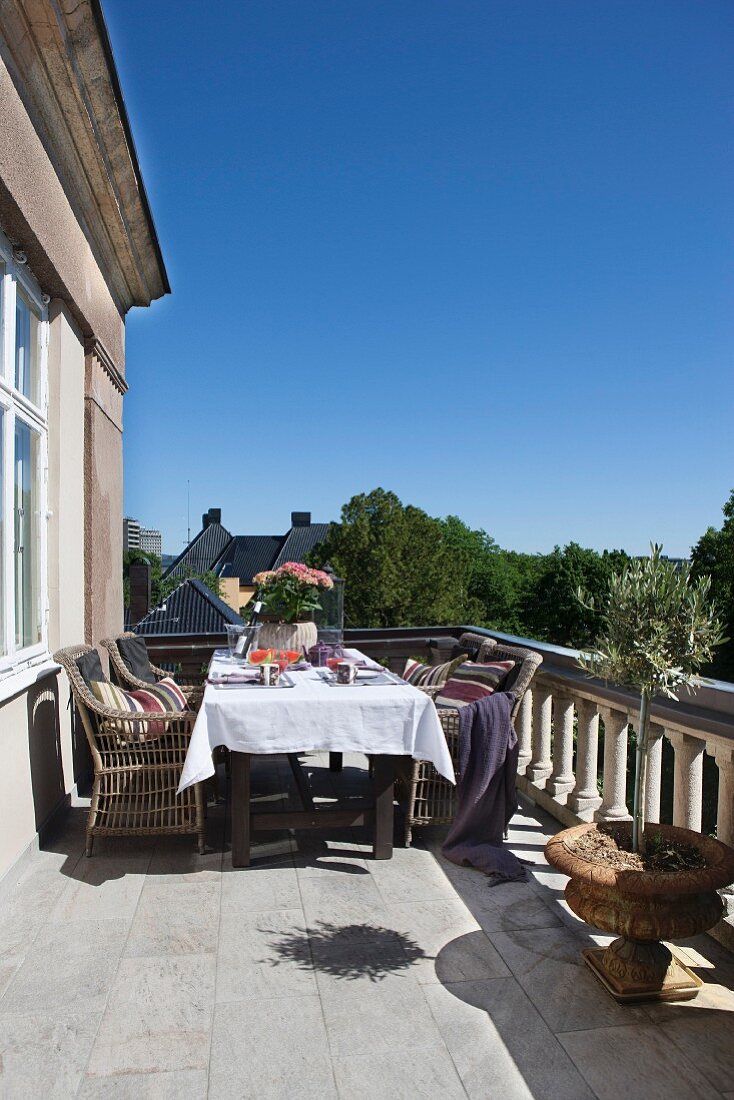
291 511 311 527
202 507 222 529
129 561 152 625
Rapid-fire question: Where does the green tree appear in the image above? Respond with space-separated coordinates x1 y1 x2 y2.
308 489 471 627
523 543 629 648
691 489 734 680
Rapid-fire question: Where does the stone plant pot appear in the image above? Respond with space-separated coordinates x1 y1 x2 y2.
545 821 734 1003
257 621 318 654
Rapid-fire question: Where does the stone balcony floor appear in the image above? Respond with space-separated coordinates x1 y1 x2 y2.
1 752 733 1099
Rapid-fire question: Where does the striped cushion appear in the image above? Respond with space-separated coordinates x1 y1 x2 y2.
89 679 148 740
129 677 186 738
435 660 516 708
402 654 467 688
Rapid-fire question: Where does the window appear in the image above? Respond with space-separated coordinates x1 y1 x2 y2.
0 231 48 669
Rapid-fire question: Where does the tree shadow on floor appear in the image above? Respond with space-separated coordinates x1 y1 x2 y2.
267 920 426 983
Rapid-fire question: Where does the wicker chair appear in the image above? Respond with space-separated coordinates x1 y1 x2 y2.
396 638 543 845
55 644 205 856
100 633 204 711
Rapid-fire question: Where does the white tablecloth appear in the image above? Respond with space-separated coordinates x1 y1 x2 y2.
178 650 455 790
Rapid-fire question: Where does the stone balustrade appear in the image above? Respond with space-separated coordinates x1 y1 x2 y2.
509 647 734 850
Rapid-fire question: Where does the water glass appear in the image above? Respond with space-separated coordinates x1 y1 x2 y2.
225 624 245 659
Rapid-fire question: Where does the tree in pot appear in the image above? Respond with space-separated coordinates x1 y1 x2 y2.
545 545 734 1002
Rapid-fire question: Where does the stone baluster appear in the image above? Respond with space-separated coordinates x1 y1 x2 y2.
711 746 734 847
595 707 631 822
527 684 553 787
547 695 575 803
516 689 532 775
668 731 705 832
643 723 665 825
568 699 602 820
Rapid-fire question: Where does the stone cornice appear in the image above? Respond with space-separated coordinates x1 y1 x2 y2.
84 335 128 395
0 0 169 311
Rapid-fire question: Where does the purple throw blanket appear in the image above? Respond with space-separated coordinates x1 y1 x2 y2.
441 691 527 883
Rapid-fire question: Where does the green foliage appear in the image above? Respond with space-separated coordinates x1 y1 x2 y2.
523 544 630 648
308 489 472 628
158 567 223 603
691 489 734 680
579 544 725 699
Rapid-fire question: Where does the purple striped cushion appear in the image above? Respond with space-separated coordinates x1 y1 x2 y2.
435 660 516 708
129 677 187 739
402 653 467 688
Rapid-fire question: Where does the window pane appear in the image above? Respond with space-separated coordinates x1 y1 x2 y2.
14 420 41 649
0 410 4 656
15 290 40 404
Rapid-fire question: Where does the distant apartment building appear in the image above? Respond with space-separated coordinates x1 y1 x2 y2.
123 517 141 551
140 528 162 557
124 516 162 557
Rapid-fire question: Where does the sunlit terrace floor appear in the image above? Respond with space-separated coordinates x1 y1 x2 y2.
1 754 733 1100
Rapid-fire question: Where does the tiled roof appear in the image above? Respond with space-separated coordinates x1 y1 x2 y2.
272 524 330 569
162 522 233 579
215 535 285 583
133 579 243 635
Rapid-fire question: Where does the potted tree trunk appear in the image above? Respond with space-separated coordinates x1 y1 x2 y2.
545 545 734 1002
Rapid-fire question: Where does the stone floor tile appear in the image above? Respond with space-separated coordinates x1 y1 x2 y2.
443 868 563 931
0 1010 100 1099
209 996 337 1099
124 881 221 957
490 925 648 1032
558 1023 720 1100
649 1003 734 1092
294 852 370 878
221 862 302 912
221 833 296 865
86 954 215 1077
383 898 507 984
320 979 445 1056
216 908 318 1002
332 1043 467 1099
368 850 459 904
299 874 393 941
433 929 514 985
77 1068 209 1098
147 839 224 883
0 955 22 999
49 858 149 922
0 918 128 1016
0 862 72 958
424 978 595 1100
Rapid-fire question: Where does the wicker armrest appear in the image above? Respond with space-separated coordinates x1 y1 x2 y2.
417 684 443 700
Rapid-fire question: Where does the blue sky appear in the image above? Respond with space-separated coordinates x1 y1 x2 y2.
107 0 734 558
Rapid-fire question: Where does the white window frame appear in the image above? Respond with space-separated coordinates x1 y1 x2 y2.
0 227 49 679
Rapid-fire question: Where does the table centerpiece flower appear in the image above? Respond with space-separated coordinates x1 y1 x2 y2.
253 562 334 651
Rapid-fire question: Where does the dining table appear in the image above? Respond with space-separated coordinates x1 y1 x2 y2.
178 648 455 867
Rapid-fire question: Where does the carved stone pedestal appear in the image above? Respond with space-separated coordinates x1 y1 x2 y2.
582 937 702 1003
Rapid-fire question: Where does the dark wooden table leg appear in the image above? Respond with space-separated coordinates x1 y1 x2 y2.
329 752 343 772
372 754 394 860
231 751 251 867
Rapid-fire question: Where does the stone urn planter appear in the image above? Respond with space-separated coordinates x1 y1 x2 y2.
257 621 318 653
545 821 734 1003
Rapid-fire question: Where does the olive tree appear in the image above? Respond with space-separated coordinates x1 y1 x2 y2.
579 546 725 852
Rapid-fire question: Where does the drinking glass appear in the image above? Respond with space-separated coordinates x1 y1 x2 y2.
225 624 245 660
